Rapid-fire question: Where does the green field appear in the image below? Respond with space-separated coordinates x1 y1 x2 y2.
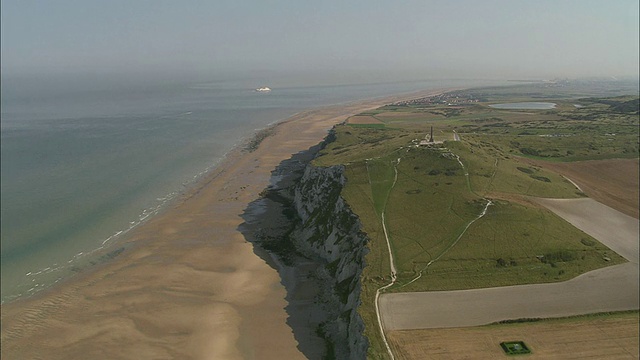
315 83 638 359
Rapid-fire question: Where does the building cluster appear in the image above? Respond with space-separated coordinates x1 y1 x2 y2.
392 91 480 107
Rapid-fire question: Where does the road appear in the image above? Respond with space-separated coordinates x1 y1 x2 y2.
380 198 639 330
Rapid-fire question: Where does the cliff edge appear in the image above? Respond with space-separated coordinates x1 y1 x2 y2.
239 135 369 360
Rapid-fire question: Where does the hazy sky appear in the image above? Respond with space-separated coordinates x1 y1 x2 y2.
1 0 638 83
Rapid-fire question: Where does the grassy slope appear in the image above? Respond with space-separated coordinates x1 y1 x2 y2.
314 90 638 359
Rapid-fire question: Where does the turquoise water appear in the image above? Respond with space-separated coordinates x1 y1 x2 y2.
1 77 500 302
489 102 557 109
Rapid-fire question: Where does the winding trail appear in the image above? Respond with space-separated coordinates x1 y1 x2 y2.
401 151 494 288
401 199 492 288
374 213 397 360
371 149 494 359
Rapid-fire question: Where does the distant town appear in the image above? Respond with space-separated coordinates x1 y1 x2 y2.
392 91 481 106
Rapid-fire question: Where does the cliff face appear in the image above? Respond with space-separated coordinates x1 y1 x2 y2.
239 139 369 360
292 164 369 359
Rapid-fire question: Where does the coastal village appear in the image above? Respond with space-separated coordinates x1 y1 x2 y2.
392 91 481 107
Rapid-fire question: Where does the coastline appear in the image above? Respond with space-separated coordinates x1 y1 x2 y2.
1 88 452 359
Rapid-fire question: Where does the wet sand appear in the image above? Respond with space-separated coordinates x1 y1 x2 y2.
1 89 447 359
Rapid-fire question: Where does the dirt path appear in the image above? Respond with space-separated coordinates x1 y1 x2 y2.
380 198 639 330
370 156 402 360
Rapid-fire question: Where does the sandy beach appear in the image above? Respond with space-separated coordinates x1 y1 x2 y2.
0 89 447 359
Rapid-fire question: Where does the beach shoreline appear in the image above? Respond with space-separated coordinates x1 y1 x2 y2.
1 88 452 359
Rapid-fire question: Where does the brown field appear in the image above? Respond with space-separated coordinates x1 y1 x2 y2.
388 312 639 360
347 115 384 124
526 158 639 219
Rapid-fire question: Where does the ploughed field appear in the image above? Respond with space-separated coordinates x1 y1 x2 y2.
527 157 639 219
388 311 639 360
317 86 639 359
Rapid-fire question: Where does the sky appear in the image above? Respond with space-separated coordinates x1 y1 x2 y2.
1 0 639 84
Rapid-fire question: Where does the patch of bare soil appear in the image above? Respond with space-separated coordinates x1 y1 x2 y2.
525 158 639 219
388 312 639 360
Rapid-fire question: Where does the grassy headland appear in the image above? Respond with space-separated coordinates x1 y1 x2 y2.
314 83 638 358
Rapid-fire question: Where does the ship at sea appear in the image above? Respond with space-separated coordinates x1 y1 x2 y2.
255 87 271 92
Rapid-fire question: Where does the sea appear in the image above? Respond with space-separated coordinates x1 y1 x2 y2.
0 75 500 303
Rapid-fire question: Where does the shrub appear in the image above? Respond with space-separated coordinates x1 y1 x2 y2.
516 166 534 174
530 175 551 182
541 250 577 263
519 147 540 156
580 238 596 246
